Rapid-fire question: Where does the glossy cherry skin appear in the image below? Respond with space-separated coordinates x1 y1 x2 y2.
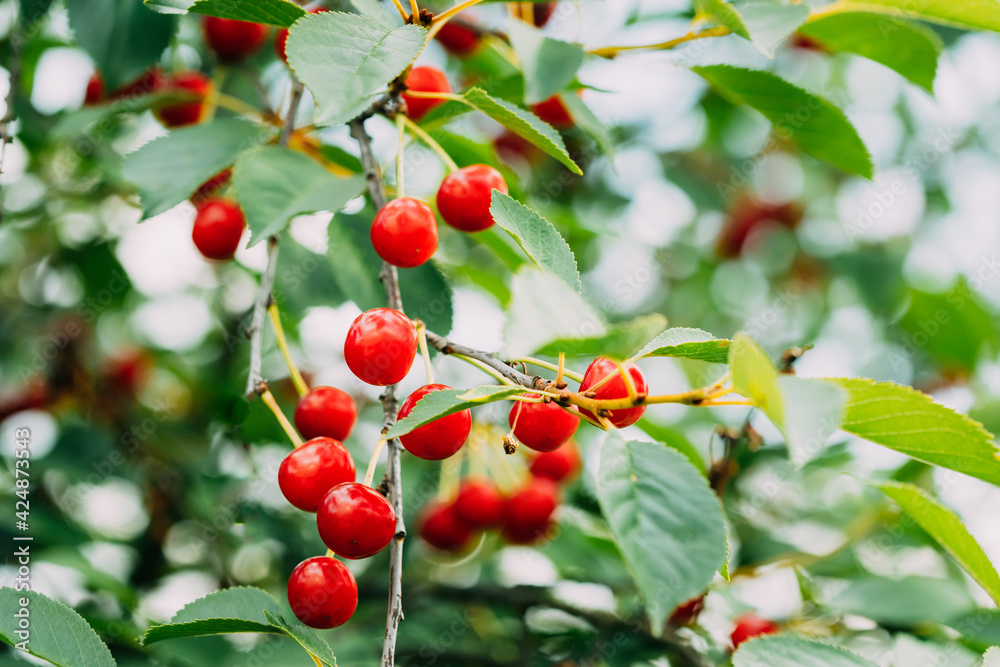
419 500 473 552
190 169 232 208
110 68 164 100
370 198 438 268
344 308 418 386
154 71 211 127
530 441 581 483
436 165 508 232
434 22 480 56
730 614 780 649
275 8 327 63
532 95 573 129
294 386 358 441
501 478 559 545
192 199 245 261
669 595 705 628
287 556 358 629
397 384 471 460
402 67 450 122
453 478 505 529
578 357 648 428
202 16 268 60
85 73 104 105
509 394 579 452
317 482 396 559
278 437 357 512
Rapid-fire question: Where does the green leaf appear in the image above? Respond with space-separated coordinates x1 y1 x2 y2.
898 280 997 372
875 481 1000 606
732 635 879 667
385 385 527 439
507 21 584 105
832 378 1000 486
187 0 305 26
798 13 941 92
559 92 616 158
777 376 846 466
171 586 281 625
262 610 337 667
693 65 873 178
19 0 54 24
597 433 728 637
534 314 668 359
490 191 581 291
729 333 784 419
67 0 176 90
985 647 1000 667
144 0 196 12
232 146 366 247
694 0 751 39
122 119 275 220
400 261 454 337
634 419 707 472
829 575 974 626
835 0 1000 33
739 1 810 56
632 327 730 364
463 87 583 174
0 588 116 667
327 211 384 311
287 11 425 126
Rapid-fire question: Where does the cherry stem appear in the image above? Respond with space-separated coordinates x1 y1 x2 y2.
267 302 309 398
308 651 323 667
588 25 731 58
395 113 406 198
510 356 584 383
409 0 420 21
364 439 388 487
259 387 304 448
616 361 638 402
415 322 435 384
388 0 408 22
453 353 515 385
214 92 265 123
400 115 459 173
556 353 566 386
431 0 485 26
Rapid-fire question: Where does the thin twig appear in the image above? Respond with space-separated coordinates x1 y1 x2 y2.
278 77 305 146
424 331 548 390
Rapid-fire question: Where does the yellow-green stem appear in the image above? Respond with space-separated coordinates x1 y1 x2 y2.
364 439 388 486
401 115 459 172
268 303 309 398
259 388 304 447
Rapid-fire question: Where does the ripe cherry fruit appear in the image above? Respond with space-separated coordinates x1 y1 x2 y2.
509 394 579 452
730 614 780 649
294 386 358 441
434 22 480 56
453 478 505 528
532 94 573 129
397 384 471 460
578 357 648 428
85 73 104 105
111 68 164 100
502 478 559 545
419 500 473 552
530 441 581 483
154 71 211 128
317 482 396 559
370 198 438 268
436 165 508 232
344 308 418 386
513 1 557 27
278 437 356 512
192 199 245 261
401 67 450 122
190 169 232 208
202 17 268 60
287 556 358 629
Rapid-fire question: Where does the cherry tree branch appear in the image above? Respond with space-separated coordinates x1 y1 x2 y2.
423 330 549 390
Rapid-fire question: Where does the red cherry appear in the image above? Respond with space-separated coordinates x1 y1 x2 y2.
530 441 581 483
202 16 268 60
401 67 450 122
514 1 557 27
494 131 541 165
578 357 648 428
435 165 508 233
317 482 396 559
370 198 438 268
419 500 473 552
287 556 358 629
109 68 164 100
276 8 327 63
509 394 579 452
669 595 705 627
101 349 152 395
278 437 356 512
85 73 104 105
294 386 358 441
192 199 245 261
453 478 505 529
434 22 480 56
501 478 559 545
154 71 211 128
532 95 573 129
730 614 780 649
190 169 232 208
343 308 418 386
397 384 471 460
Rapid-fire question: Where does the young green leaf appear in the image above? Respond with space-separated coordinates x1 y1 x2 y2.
559 92 617 158
0 588 116 667
286 11 425 126
122 119 276 220
798 13 941 92
597 433 728 637
631 327 730 364
739 2 809 56
692 65 873 178
534 314 668 359
694 0 751 39
463 88 583 174
490 191 581 292
187 0 305 26
507 21 584 105
384 385 527 439
832 378 1000 487
875 481 1000 606
729 333 784 419
232 145 366 246
842 0 1000 33
732 635 879 667
829 575 974 626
